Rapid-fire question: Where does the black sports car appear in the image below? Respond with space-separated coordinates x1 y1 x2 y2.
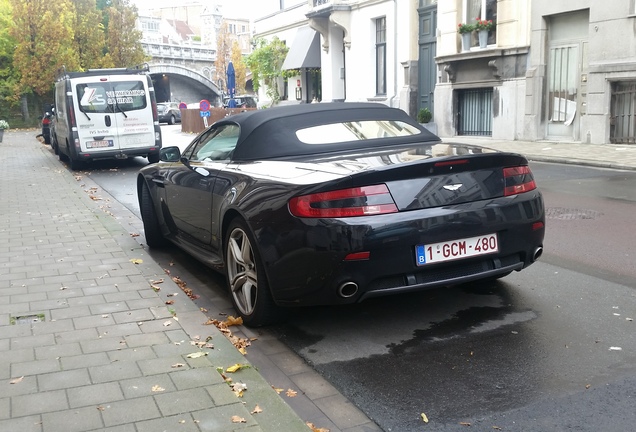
137 102 545 326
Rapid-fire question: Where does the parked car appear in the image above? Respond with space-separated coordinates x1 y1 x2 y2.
137 102 545 326
157 102 181 124
223 95 257 109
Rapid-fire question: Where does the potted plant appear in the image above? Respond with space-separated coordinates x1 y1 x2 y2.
0 119 8 143
418 108 432 124
417 107 437 134
475 18 494 48
457 22 475 52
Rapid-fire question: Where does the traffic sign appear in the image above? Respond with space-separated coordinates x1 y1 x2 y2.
178 102 187 109
200 111 210 117
199 99 210 111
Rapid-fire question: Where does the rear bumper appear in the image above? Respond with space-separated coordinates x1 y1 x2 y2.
77 146 161 162
253 191 545 307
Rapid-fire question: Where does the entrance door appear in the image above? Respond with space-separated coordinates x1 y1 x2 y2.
545 10 589 141
418 2 437 114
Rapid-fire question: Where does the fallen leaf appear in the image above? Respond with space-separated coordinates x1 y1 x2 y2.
459 422 471 426
151 385 165 392
225 315 243 326
167 293 178 297
130 258 143 264
231 415 246 423
609 346 623 351
96 405 105 411
285 389 298 397
226 363 250 373
186 352 208 358
151 285 161 292
130 233 140 237
178 419 186 424
163 321 172 327
9 376 24 384
306 422 330 432
585 384 591 389
171 363 185 368
231 382 247 397
493 427 502 430
421 413 429 423
165 300 174 305
251 405 263 414
272 386 284 394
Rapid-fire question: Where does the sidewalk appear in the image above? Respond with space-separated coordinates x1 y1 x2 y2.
0 129 309 431
441 136 636 171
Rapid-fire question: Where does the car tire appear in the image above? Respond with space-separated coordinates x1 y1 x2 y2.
224 219 283 327
169 115 176 125
139 181 168 248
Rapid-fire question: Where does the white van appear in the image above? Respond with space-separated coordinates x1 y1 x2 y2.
52 65 161 169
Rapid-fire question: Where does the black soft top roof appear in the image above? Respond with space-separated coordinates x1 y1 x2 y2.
213 102 440 161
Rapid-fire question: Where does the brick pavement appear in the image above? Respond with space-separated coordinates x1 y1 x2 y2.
0 130 308 432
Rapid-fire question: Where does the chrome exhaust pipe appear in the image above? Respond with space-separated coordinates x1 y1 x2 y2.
338 282 359 298
533 246 543 262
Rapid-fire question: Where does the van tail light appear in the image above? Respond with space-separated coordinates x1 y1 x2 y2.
289 184 398 218
151 99 159 122
504 166 537 196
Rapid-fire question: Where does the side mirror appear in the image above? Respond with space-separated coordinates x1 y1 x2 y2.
159 146 181 162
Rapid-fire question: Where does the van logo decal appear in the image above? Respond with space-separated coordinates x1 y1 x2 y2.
80 88 106 106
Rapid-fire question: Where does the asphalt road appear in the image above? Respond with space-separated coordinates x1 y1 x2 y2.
77 141 636 432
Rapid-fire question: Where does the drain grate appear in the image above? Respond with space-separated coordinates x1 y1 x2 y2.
10 314 45 325
545 207 602 220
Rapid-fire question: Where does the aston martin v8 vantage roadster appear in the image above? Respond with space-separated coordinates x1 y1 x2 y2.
137 102 545 326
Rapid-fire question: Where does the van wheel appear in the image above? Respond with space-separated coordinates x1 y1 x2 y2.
139 182 168 248
68 157 84 171
147 153 160 164
169 115 176 125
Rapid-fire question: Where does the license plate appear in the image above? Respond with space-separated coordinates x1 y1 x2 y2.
86 140 113 149
415 233 498 266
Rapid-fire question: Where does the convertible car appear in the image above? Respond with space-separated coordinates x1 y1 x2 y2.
137 102 545 326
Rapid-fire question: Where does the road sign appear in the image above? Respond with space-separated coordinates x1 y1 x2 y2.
178 102 187 109
199 99 211 111
200 111 210 117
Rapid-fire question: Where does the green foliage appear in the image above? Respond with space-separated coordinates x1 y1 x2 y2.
418 107 432 123
457 22 475 34
246 37 288 105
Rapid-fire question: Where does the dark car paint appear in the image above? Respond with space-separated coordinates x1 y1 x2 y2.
138 103 544 309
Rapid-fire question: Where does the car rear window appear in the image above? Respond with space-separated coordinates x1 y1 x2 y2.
77 81 148 114
295 120 422 144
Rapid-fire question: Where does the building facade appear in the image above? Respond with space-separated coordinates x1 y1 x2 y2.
253 0 636 145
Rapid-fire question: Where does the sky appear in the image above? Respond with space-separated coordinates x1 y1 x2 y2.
130 0 273 20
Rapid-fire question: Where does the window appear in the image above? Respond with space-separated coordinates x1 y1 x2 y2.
186 125 240 161
463 0 497 45
296 121 421 144
76 81 147 114
375 17 387 96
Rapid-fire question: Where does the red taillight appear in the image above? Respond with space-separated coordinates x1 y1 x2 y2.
503 166 537 196
289 184 398 218
42 118 50 125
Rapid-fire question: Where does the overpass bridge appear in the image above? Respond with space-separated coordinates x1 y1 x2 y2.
148 63 222 107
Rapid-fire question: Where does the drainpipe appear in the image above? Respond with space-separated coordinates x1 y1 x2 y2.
388 0 398 108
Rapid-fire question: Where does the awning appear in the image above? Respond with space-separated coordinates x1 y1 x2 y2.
281 27 321 70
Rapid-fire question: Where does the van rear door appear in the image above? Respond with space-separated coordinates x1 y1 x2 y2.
74 75 156 157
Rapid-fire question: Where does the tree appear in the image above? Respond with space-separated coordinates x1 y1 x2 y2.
230 40 247 95
246 37 288 105
104 0 147 67
9 0 77 98
74 0 112 69
0 0 18 109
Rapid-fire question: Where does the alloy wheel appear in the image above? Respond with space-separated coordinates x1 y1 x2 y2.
227 227 258 316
